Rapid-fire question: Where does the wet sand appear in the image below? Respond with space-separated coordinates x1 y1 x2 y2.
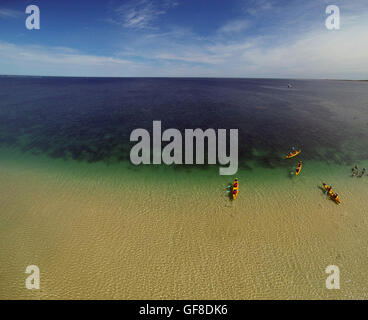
1 149 368 299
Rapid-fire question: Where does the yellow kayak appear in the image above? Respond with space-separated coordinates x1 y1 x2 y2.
322 183 341 204
296 161 303 175
285 149 301 159
232 178 239 200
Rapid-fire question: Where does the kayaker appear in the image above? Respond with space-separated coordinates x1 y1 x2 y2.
359 168 366 177
327 186 333 194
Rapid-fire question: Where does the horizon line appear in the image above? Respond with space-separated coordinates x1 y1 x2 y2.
0 74 367 81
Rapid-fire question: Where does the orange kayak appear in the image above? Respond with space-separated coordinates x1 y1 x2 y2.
232 178 239 200
285 149 301 159
296 161 303 175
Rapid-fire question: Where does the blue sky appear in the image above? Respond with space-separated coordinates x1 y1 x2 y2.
0 0 367 78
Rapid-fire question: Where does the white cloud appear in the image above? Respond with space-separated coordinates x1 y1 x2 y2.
244 0 273 16
155 52 224 65
0 8 22 19
114 0 177 29
0 42 145 77
218 20 250 34
138 19 368 79
0 42 132 66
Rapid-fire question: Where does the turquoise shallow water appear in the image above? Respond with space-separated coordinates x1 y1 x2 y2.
1 145 368 202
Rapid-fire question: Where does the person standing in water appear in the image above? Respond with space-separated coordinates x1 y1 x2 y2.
359 168 366 178
352 165 359 177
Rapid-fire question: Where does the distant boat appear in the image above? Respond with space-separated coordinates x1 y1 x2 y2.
288 83 293 88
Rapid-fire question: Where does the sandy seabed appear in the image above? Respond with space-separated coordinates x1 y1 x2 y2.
1 151 368 299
